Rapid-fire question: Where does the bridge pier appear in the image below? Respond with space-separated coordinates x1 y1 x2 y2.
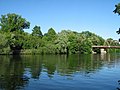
92 48 107 54
100 48 107 54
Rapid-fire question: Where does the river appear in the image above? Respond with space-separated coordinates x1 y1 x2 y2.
0 54 120 90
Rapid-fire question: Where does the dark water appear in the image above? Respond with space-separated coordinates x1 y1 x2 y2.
0 54 120 90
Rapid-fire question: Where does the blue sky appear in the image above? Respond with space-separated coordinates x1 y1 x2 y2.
0 0 120 40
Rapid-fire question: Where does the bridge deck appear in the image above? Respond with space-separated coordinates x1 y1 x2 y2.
92 46 120 49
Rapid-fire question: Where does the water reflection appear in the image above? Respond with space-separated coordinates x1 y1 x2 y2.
0 55 29 90
0 54 120 90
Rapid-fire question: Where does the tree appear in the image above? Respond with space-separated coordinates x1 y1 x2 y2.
47 28 56 36
55 30 69 54
41 28 57 54
76 33 92 54
45 28 57 41
32 25 43 37
113 3 120 15
0 13 30 32
0 13 30 54
114 3 120 35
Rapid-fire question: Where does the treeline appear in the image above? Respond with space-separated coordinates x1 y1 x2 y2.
0 13 119 55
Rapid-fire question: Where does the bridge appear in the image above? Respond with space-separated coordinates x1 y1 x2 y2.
92 46 120 49
92 46 120 54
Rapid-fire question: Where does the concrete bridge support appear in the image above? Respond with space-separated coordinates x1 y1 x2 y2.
92 48 107 54
100 48 107 54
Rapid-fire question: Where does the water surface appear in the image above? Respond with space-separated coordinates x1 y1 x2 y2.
0 54 120 90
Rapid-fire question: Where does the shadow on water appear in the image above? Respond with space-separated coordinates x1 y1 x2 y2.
0 53 120 90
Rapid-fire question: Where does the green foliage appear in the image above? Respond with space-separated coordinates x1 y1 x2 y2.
47 28 56 36
0 33 11 54
0 13 31 54
0 13 30 32
113 3 120 35
113 3 120 15
0 13 119 55
0 33 8 48
80 31 105 45
55 30 69 54
32 25 43 37
104 38 120 53
43 28 57 42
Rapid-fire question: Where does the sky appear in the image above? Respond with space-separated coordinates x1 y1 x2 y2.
0 0 120 40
